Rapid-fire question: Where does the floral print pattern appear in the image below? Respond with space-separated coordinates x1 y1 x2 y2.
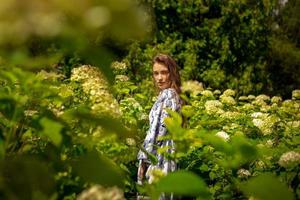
137 88 182 187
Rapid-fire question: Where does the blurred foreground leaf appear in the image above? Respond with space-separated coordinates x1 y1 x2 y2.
154 170 211 198
0 156 55 200
240 173 294 200
40 117 63 146
64 107 135 139
71 150 125 188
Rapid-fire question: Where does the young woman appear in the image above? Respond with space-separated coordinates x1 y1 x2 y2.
137 54 182 199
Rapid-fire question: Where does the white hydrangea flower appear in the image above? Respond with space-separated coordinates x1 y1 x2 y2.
241 103 254 111
77 185 125 200
256 94 270 102
115 75 129 82
181 80 204 96
125 138 136 146
223 89 235 97
205 100 224 115
70 65 122 117
255 160 266 169
278 151 300 169
238 96 248 101
213 90 221 95
247 95 256 100
282 100 293 107
251 113 279 135
37 70 64 81
281 100 300 114
201 90 214 98
124 98 142 109
292 89 300 100
265 139 274 147
251 112 264 118
24 110 38 117
220 94 236 105
260 105 271 112
111 61 127 71
271 96 282 104
252 118 264 128
216 131 230 141
252 98 267 107
220 111 241 120
287 121 300 129
237 168 251 178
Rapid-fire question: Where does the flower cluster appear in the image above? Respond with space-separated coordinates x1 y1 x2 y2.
220 95 236 105
119 97 147 125
271 96 282 104
280 99 300 115
292 89 300 100
115 75 129 82
251 112 279 135
278 151 300 169
205 100 224 115
220 111 242 120
37 70 65 81
111 61 127 74
216 131 230 141
238 96 248 101
201 90 214 98
71 65 121 116
223 89 235 97
24 110 38 117
77 185 125 200
252 94 270 106
237 168 251 178
181 80 204 97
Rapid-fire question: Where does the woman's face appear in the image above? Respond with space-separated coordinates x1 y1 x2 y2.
153 62 171 90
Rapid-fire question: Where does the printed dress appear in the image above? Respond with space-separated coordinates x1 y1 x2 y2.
137 88 182 187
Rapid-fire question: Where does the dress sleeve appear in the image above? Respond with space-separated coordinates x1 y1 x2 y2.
156 89 180 138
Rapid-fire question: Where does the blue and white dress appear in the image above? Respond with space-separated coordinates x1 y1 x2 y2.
137 88 182 184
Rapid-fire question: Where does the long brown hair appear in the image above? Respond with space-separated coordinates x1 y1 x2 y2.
152 54 181 94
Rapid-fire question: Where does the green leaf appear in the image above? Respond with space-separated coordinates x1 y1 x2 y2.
0 156 55 200
67 108 135 138
164 109 184 137
240 173 294 200
39 117 63 146
181 105 195 118
155 170 211 198
71 150 125 188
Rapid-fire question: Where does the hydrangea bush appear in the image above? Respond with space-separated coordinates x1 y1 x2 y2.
171 85 300 199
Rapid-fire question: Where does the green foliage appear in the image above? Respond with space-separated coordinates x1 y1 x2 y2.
154 171 211 199
240 173 294 200
126 0 273 95
0 0 300 199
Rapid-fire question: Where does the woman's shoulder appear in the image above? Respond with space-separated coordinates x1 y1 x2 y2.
160 88 178 99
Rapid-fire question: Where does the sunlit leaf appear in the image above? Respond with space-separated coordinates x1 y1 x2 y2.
71 150 125 188
155 170 211 198
240 173 294 200
181 105 195 118
39 117 63 146
68 108 135 138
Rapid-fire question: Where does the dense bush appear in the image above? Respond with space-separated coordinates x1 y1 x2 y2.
125 0 272 95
